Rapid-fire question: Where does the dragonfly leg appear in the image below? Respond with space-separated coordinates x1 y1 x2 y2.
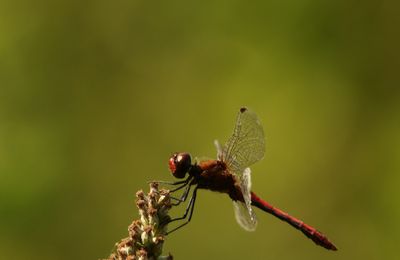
148 179 187 186
166 186 198 235
170 182 192 206
169 181 189 193
149 177 192 196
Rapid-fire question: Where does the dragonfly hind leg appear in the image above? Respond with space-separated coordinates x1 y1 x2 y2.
166 186 198 235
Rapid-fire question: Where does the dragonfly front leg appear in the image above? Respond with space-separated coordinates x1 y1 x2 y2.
169 178 191 193
151 177 193 205
170 181 193 206
150 176 192 192
149 179 187 186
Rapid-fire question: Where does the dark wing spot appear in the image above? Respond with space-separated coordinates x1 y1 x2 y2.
240 107 247 113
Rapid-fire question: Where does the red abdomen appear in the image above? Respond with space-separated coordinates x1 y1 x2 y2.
251 192 337 251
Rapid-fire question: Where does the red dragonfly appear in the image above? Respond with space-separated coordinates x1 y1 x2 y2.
164 107 337 251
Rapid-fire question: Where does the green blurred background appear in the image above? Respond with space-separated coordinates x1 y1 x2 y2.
1 0 399 259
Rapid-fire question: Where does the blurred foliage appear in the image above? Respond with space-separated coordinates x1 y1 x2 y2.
0 0 399 259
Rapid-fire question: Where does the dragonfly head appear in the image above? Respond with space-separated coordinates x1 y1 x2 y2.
169 152 192 179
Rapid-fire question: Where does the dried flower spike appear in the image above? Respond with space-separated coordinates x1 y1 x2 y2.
103 183 172 260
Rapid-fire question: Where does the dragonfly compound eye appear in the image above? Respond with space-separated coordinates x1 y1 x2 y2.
169 152 191 179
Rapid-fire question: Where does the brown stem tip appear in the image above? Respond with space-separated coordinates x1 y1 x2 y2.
102 183 173 260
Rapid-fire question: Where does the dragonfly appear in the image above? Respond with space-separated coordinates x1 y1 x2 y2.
163 107 337 251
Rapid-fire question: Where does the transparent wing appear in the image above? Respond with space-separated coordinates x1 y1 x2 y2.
214 139 223 160
222 107 265 177
233 168 257 231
